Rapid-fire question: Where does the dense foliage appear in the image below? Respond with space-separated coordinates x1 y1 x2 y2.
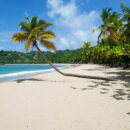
81 3 130 68
0 49 82 64
81 42 129 66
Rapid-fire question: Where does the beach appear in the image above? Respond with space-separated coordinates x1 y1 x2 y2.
0 64 130 130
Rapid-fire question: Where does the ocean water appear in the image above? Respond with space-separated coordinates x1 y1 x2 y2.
0 64 66 82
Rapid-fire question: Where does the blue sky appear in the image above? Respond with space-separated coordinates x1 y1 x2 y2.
0 0 129 52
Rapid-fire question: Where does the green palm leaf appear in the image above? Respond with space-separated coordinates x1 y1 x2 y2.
25 16 30 22
12 32 28 43
38 34 56 39
41 30 56 36
30 16 37 29
19 21 30 33
98 31 103 42
40 39 56 53
25 37 36 51
121 2 130 13
38 19 46 26
39 23 53 31
29 27 40 38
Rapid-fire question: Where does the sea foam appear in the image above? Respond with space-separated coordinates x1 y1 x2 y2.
0 66 65 82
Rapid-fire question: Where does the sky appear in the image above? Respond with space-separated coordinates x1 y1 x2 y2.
0 0 129 52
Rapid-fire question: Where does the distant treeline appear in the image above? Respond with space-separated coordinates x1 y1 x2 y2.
0 49 82 64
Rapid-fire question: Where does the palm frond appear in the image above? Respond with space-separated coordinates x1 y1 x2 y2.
30 16 37 29
38 19 46 26
12 32 29 43
110 30 120 42
103 32 108 40
25 37 36 51
121 2 130 13
38 33 56 39
98 31 103 42
40 39 56 53
39 23 53 31
108 8 112 12
40 30 56 36
29 27 40 38
25 16 30 21
19 21 30 33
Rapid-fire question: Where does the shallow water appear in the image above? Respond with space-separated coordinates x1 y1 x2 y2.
0 64 65 82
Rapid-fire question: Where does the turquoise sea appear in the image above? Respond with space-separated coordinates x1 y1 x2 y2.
0 64 66 82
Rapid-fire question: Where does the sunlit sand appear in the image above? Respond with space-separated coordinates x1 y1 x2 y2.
0 64 130 130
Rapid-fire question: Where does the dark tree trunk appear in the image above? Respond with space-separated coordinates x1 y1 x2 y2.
35 44 115 81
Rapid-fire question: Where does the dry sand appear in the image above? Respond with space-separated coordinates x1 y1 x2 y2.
0 64 130 130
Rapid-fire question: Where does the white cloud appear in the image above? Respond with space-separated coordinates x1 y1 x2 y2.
0 31 13 43
47 0 101 50
48 0 77 19
74 30 87 42
59 38 70 49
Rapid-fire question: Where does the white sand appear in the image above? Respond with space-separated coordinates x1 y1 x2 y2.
0 64 130 130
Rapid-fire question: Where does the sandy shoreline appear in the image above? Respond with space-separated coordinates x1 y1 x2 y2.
0 64 130 130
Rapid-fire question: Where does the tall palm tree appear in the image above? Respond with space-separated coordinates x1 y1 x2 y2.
121 2 130 42
120 2 130 68
93 8 122 45
12 16 113 81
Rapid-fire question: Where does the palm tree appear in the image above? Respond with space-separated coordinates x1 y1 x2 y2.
12 16 113 81
93 8 122 45
121 2 130 68
121 2 130 42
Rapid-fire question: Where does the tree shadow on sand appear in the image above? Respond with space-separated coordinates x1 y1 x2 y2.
106 71 130 100
16 67 130 101
70 69 130 101
16 78 58 83
83 65 110 72
16 78 45 83
70 80 130 100
126 112 130 115
112 88 130 100
107 71 130 84
70 81 111 91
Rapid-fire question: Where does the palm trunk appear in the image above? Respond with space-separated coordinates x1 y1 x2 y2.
35 44 115 81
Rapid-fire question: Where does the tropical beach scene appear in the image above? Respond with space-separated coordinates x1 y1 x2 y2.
0 0 130 130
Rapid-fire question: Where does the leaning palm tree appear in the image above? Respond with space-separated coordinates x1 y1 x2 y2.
93 8 122 45
12 16 113 81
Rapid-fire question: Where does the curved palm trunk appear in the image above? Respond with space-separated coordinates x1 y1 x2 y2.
35 44 115 81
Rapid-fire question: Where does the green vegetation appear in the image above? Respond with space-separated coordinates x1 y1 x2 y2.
0 3 129 70
82 3 130 68
0 49 82 64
